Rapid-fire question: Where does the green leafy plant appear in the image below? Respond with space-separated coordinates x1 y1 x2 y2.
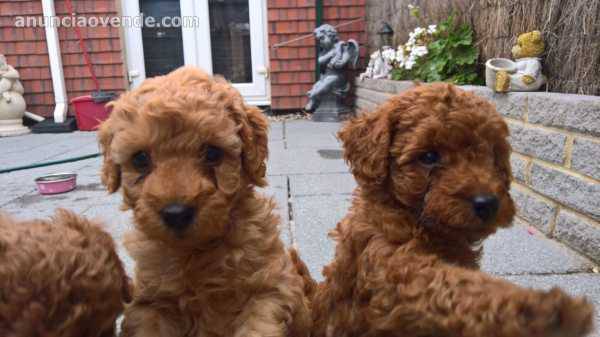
391 14 481 85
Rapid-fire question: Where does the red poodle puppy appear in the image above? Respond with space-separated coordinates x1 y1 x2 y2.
309 83 594 337
98 67 311 337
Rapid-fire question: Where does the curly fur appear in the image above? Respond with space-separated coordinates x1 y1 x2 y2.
98 66 311 337
0 209 131 337
310 83 595 337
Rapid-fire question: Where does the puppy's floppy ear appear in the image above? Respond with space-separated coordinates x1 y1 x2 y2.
338 105 392 187
98 114 121 193
238 105 269 187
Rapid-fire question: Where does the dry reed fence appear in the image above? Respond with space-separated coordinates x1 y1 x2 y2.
366 0 600 95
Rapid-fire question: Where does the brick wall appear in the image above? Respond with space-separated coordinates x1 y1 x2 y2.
268 0 316 110
54 0 127 115
0 0 126 118
354 79 600 264
267 0 367 111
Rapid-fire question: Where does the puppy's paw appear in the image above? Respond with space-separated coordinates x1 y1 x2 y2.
526 288 594 337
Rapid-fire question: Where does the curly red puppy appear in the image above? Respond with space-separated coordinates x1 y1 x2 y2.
98 66 311 337
310 83 594 337
0 209 131 337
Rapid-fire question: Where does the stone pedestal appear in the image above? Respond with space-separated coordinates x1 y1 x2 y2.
312 93 350 122
0 118 30 136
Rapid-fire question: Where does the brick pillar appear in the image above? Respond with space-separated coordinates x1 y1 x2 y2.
268 0 317 111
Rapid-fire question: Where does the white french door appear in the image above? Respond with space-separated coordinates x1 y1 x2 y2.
122 0 270 105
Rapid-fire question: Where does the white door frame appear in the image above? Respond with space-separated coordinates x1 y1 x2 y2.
121 0 270 106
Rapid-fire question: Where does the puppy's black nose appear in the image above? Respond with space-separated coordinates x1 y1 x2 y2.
471 194 499 222
160 203 196 231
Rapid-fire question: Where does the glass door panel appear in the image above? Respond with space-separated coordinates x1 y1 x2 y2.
208 0 253 83
140 0 185 77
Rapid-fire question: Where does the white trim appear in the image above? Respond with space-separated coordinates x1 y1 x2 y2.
121 0 146 87
261 0 271 105
41 0 68 123
187 0 213 72
244 98 271 107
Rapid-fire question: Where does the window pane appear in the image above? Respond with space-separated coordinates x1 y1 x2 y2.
209 0 253 83
140 0 185 77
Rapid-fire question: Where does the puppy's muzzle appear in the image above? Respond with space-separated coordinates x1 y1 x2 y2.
160 203 196 231
471 194 499 222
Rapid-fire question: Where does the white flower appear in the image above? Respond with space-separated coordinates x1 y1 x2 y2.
408 4 415 9
411 46 428 57
404 57 416 70
414 27 425 36
427 25 437 34
395 47 406 63
382 49 396 62
407 27 426 47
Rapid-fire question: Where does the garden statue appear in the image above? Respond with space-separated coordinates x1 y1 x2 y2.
305 24 359 122
485 30 546 92
359 46 394 81
0 54 29 136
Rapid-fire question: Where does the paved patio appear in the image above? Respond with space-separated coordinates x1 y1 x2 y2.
0 120 598 335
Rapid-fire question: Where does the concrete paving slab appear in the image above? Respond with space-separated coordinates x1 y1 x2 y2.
268 147 349 175
290 173 356 196
0 158 96 208
293 194 352 281
269 122 284 141
0 161 117 220
504 274 600 337
0 133 73 156
482 219 595 276
284 120 341 149
83 204 136 277
0 132 99 168
285 120 342 136
260 175 291 245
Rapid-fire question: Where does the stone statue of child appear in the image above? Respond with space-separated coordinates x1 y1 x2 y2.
0 54 29 136
305 24 359 112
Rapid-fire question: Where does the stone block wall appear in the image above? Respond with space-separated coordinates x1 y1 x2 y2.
355 79 600 263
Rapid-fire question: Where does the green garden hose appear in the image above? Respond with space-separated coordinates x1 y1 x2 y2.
0 153 101 174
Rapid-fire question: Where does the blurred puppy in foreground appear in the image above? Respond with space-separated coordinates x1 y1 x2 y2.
0 209 131 337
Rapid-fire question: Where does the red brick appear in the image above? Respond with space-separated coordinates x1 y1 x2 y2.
272 84 291 97
297 0 315 7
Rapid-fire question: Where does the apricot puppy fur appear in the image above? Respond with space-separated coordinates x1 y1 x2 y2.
98 67 311 337
310 83 594 337
0 209 131 337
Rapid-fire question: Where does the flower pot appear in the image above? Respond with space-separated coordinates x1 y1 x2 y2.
485 58 517 91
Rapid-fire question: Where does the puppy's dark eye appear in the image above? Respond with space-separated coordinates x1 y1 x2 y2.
418 151 440 166
132 151 151 172
205 145 224 166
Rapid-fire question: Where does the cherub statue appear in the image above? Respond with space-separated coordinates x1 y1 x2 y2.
489 31 546 92
305 24 359 113
0 54 29 136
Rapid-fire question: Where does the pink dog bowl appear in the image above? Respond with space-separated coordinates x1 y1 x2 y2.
35 173 77 195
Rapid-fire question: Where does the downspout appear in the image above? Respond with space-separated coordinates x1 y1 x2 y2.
315 0 323 80
41 0 68 123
